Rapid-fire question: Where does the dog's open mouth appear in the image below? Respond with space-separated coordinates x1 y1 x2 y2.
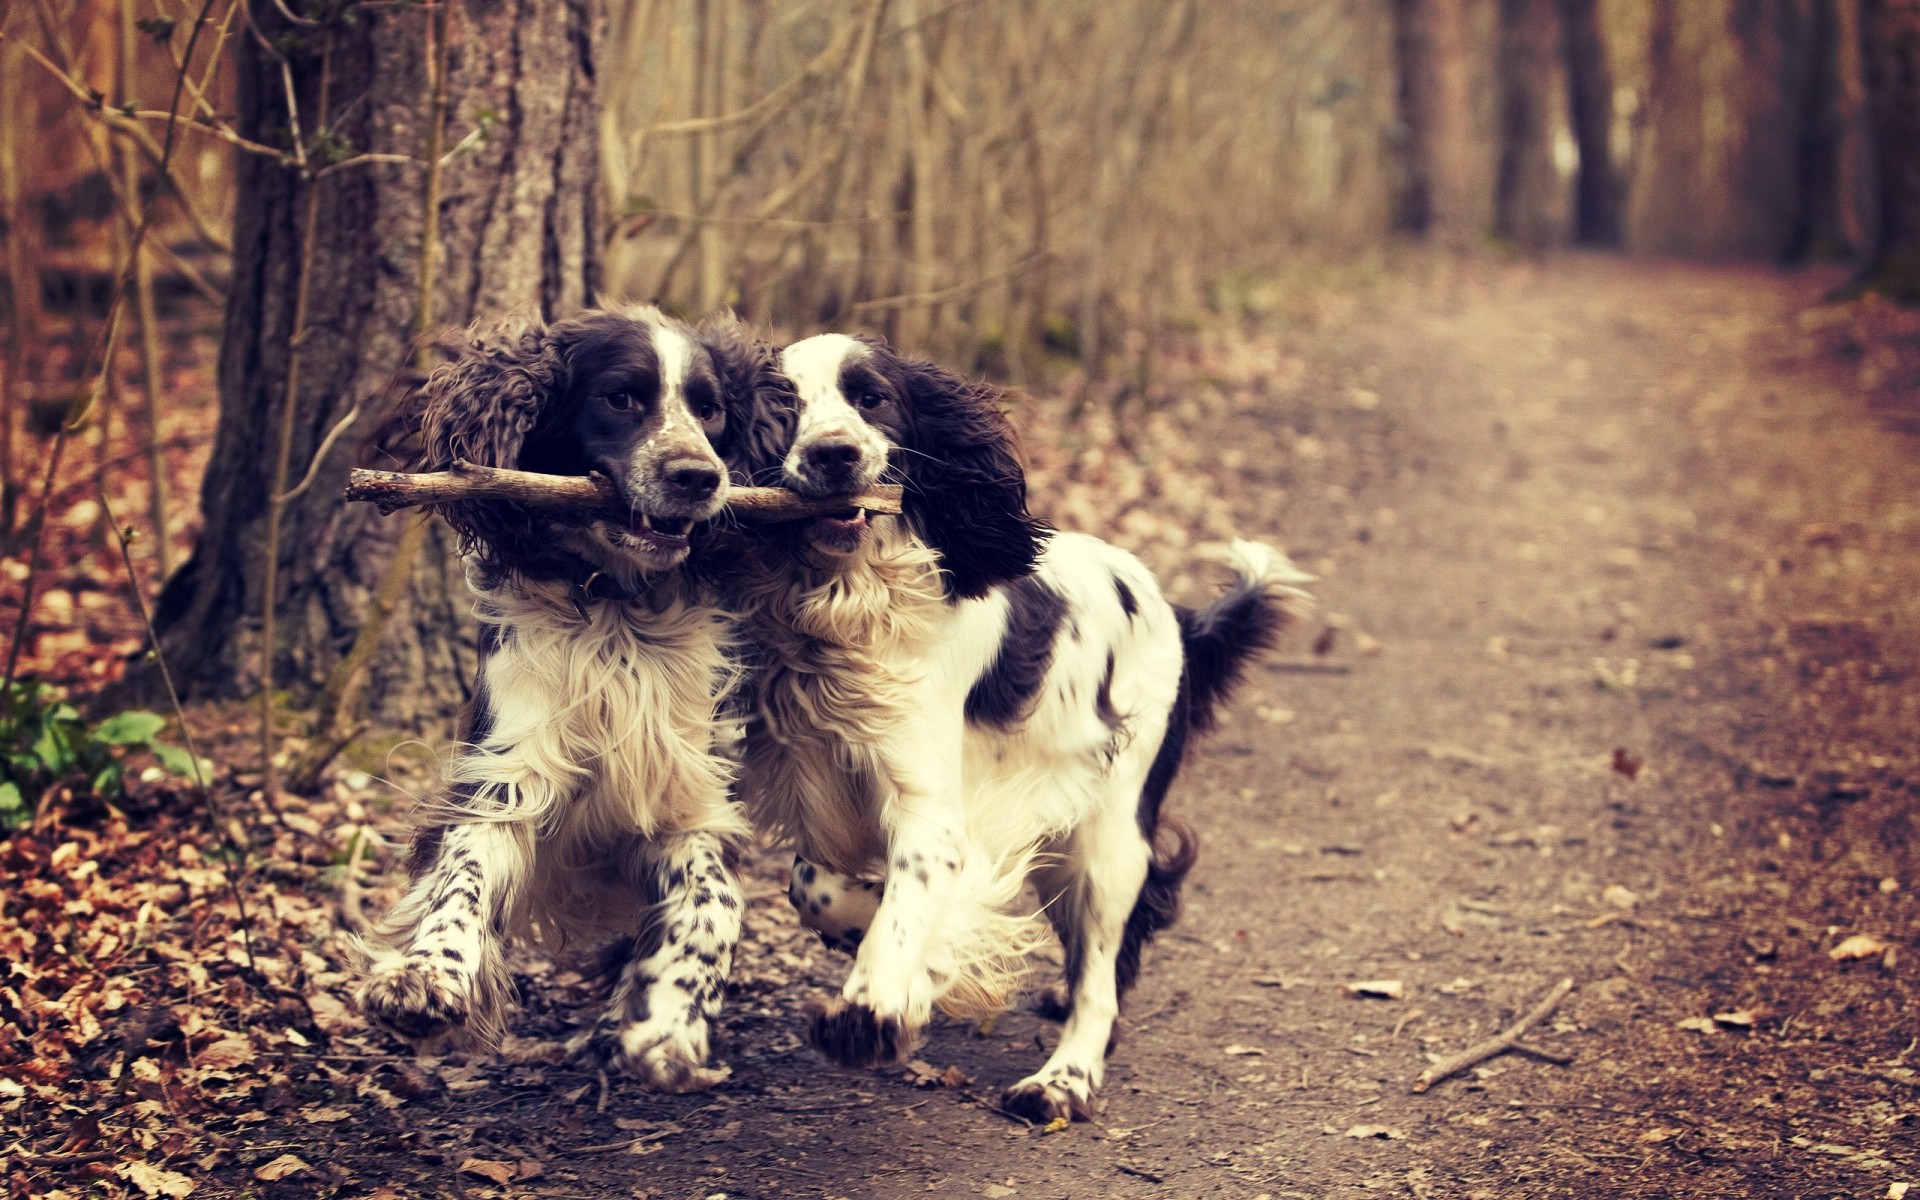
626 512 694 552
807 508 869 553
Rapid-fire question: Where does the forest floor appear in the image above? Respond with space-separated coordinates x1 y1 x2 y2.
6 255 1920 1199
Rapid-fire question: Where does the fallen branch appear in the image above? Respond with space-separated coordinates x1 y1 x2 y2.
1411 976 1575 1093
344 462 904 521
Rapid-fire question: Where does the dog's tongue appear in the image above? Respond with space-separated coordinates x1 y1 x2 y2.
813 510 866 535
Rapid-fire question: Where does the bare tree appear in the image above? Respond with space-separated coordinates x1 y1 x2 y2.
1391 0 1476 243
1852 0 1920 299
143 0 602 725
1494 0 1563 249
1560 0 1620 245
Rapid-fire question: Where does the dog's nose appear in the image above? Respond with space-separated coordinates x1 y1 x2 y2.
666 460 722 499
804 439 862 474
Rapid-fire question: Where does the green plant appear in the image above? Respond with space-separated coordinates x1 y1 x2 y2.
0 681 204 829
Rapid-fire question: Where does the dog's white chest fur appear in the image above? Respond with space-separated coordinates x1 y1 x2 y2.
452 579 747 852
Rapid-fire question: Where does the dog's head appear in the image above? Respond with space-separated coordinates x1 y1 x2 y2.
397 305 740 578
772 333 1047 599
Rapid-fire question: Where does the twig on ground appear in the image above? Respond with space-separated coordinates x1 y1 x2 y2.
339 824 372 935
1411 976 1574 1093
345 463 905 520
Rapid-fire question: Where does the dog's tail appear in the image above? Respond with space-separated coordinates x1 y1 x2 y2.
1117 540 1313 996
1180 539 1315 735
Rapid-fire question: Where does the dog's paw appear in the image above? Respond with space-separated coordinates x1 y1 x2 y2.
357 959 468 1042
1029 984 1072 1023
571 1014 730 1094
806 997 913 1069
1001 1070 1096 1124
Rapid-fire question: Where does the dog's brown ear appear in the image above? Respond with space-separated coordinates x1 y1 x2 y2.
379 310 566 567
897 358 1049 599
697 313 795 487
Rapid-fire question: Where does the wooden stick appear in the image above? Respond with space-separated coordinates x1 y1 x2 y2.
344 461 903 521
1411 976 1574 1093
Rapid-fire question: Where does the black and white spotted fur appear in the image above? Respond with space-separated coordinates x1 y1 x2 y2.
354 306 784 1092
730 333 1313 1121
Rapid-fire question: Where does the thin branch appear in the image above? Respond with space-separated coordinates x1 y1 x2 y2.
274 402 359 504
1411 977 1575 1093
100 487 260 977
848 251 1054 316
345 463 905 519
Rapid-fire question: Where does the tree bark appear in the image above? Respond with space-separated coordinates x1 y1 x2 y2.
1390 0 1475 244
1559 0 1620 246
1783 0 1850 263
142 0 602 725
1493 0 1562 250
1852 0 1920 299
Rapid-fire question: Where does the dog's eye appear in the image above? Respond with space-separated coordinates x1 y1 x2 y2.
605 390 639 411
694 400 722 422
857 390 886 410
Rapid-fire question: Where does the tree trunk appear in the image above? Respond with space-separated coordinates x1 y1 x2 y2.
1493 0 1562 250
1783 0 1850 263
1852 0 1920 299
1390 0 1475 244
1559 0 1620 246
143 0 601 725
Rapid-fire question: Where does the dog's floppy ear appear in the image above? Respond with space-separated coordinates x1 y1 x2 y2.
379 310 567 569
897 356 1049 599
698 312 795 486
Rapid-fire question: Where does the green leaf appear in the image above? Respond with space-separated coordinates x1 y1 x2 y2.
0 780 21 812
94 711 168 746
150 742 203 781
91 763 124 798
30 724 74 773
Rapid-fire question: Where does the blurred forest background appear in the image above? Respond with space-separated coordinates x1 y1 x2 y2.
0 0 1916 786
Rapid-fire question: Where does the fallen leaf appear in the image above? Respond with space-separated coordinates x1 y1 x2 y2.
253 1154 310 1182
1601 884 1639 910
119 1162 195 1198
1830 934 1890 961
303 1106 352 1123
1888 1183 1910 1199
1711 1009 1759 1029
1675 1016 1717 1034
1223 1044 1267 1057
459 1158 517 1185
1344 1124 1407 1140
1610 748 1643 780
1347 979 1404 1000
1638 1126 1684 1144
984 1185 1017 1198
195 1036 253 1072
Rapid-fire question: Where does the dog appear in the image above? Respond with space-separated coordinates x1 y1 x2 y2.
353 305 785 1092
726 332 1312 1121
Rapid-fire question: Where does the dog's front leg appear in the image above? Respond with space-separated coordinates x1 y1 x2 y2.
358 819 531 1049
574 830 742 1092
809 731 965 1068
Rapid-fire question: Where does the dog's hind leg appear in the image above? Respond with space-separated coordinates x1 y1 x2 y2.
358 819 531 1050
787 854 883 955
1000 801 1151 1123
572 830 742 1092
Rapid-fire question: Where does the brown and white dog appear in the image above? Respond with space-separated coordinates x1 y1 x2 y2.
354 306 785 1091
726 333 1313 1121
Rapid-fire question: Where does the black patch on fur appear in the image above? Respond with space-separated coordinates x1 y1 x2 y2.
964 576 1067 729
808 1000 907 1068
1115 817 1198 997
1177 571 1292 735
853 340 1048 599
1114 576 1138 619
1093 650 1123 732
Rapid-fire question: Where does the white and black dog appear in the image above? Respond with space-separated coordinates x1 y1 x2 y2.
354 306 785 1092
726 333 1312 1121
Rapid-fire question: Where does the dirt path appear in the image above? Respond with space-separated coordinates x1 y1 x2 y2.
207 258 1919 1199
